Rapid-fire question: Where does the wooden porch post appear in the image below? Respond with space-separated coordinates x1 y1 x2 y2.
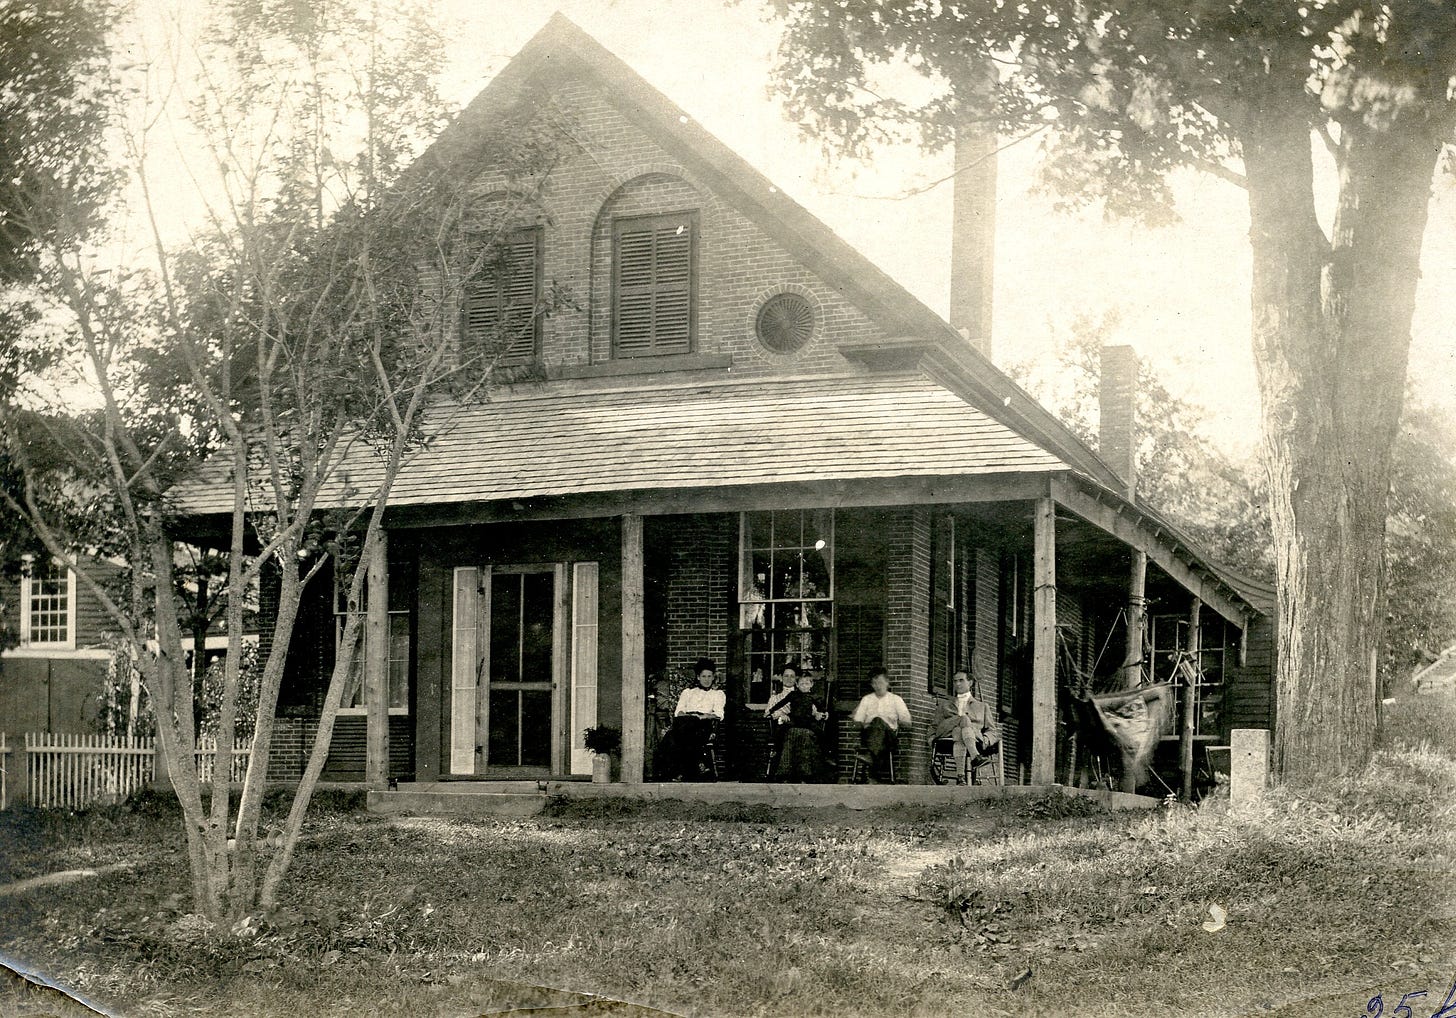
1031 496 1057 785
365 530 390 789
621 514 646 783
1181 597 1201 800
1125 550 1147 689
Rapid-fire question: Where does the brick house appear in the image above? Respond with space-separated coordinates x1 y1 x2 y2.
174 15 1275 792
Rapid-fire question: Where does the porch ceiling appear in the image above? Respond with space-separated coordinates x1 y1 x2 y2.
169 373 1068 516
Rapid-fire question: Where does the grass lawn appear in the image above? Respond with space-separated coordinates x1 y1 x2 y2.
2 691 1454 1018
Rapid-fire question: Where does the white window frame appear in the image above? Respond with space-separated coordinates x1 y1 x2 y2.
334 569 410 717
19 560 76 651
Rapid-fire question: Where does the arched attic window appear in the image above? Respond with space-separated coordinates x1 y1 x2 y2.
596 172 702 359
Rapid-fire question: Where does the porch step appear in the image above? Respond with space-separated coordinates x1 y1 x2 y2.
369 788 545 817
396 780 554 794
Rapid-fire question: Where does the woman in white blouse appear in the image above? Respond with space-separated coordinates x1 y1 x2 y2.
659 657 725 780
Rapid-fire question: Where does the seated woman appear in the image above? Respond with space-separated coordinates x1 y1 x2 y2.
934 669 1001 784
657 657 726 780
772 669 828 782
764 661 799 773
851 668 911 783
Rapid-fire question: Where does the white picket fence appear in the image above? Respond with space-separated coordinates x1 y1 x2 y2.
2 732 253 810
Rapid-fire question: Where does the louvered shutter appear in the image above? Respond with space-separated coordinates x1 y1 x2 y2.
613 213 694 357
464 228 540 364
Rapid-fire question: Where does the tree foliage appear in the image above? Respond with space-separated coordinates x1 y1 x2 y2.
1 0 567 921
0 0 119 648
764 0 1456 779
1383 392 1456 686
1008 311 1274 582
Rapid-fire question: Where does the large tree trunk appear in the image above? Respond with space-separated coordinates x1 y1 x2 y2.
1242 107 1442 782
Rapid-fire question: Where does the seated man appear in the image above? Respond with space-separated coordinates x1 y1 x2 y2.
851 667 911 783
658 657 726 780
934 669 1001 784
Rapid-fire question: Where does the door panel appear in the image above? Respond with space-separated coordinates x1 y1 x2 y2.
490 573 521 687
569 562 600 774
485 567 558 771
520 688 553 767
487 686 521 766
449 567 480 775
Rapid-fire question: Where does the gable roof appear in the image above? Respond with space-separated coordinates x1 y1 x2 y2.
169 373 1068 516
426 13 1126 492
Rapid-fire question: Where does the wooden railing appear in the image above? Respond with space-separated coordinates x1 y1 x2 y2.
3 733 253 810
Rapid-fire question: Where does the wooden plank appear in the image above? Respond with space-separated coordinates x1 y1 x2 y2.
414 559 444 782
448 567 480 775
1125 550 1147 689
387 472 1061 530
551 563 569 777
1031 495 1057 785
1182 598 1201 800
570 562 600 775
621 514 646 783
1049 475 1248 628
365 531 389 789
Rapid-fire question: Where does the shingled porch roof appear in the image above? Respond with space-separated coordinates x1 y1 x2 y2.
168 372 1068 516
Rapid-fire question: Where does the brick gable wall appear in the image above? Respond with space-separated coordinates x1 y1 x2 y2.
464 76 888 377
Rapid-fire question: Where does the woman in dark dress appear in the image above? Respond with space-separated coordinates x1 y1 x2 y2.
773 671 827 782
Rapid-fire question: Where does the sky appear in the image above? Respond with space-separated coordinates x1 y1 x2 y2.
122 0 1456 459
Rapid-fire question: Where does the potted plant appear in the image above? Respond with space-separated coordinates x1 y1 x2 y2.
583 724 621 783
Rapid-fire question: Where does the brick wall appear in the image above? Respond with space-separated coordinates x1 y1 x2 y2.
868 506 933 784
660 513 736 682
970 546 1009 772
460 74 888 377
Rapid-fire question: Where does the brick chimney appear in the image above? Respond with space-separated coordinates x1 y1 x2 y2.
948 63 997 360
1099 345 1139 499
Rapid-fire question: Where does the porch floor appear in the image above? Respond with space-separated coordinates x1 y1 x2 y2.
367 780 1161 817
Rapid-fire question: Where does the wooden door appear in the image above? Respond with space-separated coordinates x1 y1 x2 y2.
483 567 558 774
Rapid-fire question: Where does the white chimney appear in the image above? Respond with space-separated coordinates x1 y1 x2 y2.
948 61 998 360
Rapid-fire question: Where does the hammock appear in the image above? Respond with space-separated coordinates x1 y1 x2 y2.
1083 683 1176 786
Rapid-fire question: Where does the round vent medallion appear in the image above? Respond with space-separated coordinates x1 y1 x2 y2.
755 293 815 354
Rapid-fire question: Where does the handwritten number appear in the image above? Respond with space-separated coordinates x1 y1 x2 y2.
1429 977 1456 1018
1393 990 1427 1018
1367 993 1384 1017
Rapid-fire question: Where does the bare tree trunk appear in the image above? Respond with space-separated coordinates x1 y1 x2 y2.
228 554 307 914
1242 106 1442 782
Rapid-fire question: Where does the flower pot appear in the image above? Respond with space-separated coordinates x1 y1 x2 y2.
591 752 612 783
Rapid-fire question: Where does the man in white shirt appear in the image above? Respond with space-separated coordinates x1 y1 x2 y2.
659 657 725 780
851 668 911 783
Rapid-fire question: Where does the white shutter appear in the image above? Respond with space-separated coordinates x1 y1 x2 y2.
569 562 600 775
450 567 480 774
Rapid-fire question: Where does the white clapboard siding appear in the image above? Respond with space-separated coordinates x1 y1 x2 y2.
569 562 600 775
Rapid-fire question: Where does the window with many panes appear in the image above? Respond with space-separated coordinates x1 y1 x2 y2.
463 227 542 365
929 513 966 695
997 550 1031 716
613 211 695 357
739 509 833 706
1150 613 1227 736
21 558 73 648
334 565 410 715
